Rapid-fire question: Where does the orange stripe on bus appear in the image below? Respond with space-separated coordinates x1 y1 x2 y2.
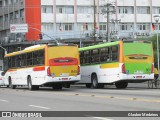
8 69 17 72
33 66 45 71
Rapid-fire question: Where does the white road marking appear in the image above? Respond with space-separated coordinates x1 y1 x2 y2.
28 105 50 110
0 99 8 102
92 117 113 120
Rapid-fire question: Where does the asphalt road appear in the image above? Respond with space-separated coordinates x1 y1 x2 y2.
0 82 160 120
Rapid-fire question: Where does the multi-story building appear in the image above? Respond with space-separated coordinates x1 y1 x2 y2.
0 0 160 44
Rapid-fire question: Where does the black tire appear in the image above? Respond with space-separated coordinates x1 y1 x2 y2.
9 77 16 89
8 77 11 88
115 82 128 89
98 84 104 89
86 83 92 88
63 84 70 88
155 80 160 89
28 76 39 90
91 74 99 89
52 84 62 90
148 80 153 88
11 84 16 89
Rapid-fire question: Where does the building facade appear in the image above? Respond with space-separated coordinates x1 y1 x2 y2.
0 0 160 44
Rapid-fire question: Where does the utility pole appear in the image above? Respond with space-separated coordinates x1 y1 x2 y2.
93 0 97 44
101 3 115 42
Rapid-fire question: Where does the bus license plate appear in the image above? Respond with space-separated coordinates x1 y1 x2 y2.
134 70 143 74
136 76 142 79
62 78 68 80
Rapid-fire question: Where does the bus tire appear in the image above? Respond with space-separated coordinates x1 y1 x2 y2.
52 84 62 90
155 80 160 89
11 84 16 89
28 76 36 91
115 82 128 89
148 80 153 88
91 74 99 89
86 83 92 88
8 77 11 88
9 77 16 89
63 83 70 88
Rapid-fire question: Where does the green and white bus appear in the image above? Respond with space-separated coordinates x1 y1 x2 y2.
79 40 154 89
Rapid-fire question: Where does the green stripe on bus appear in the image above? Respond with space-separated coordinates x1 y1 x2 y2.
79 41 120 51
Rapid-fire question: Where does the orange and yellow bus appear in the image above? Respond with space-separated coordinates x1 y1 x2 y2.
2 44 80 90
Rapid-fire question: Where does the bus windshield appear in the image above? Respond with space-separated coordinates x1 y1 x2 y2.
123 42 152 57
48 46 80 77
123 42 153 74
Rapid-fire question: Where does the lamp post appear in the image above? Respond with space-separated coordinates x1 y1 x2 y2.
154 15 160 71
28 27 59 45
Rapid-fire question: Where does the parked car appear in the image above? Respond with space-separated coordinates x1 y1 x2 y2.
0 71 4 87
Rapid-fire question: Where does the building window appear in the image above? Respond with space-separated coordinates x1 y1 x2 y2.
99 24 107 30
57 6 74 14
137 23 150 30
9 13 13 20
120 23 133 31
77 6 93 14
65 6 74 14
42 23 54 32
0 16 3 23
4 14 8 21
137 7 150 14
152 7 160 14
14 11 19 19
57 7 63 13
20 9 24 17
118 6 134 14
4 0 8 6
64 24 73 31
9 0 13 4
42 5 53 13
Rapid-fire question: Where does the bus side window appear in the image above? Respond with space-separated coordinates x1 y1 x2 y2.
21 54 26 67
84 51 90 64
80 52 84 65
16 55 21 67
111 46 118 61
100 47 109 62
33 51 39 65
8 57 11 68
27 52 33 66
38 50 45 65
91 49 100 63
11 56 16 68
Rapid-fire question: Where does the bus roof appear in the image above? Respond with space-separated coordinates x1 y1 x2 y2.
79 41 121 51
5 44 46 57
79 40 152 51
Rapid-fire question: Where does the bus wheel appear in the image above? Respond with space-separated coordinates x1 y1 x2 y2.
63 84 70 88
86 83 92 88
11 84 16 89
115 82 128 89
148 80 153 88
155 80 160 89
28 76 35 90
91 74 99 89
52 84 62 90
9 77 16 89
